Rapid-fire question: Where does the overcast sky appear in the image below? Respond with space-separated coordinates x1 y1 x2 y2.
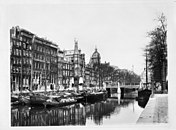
4 0 170 75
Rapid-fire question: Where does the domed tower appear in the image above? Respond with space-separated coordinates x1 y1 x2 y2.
92 47 101 64
89 47 101 68
89 47 102 88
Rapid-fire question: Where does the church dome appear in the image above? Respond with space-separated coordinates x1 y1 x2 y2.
89 48 101 66
92 48 101 59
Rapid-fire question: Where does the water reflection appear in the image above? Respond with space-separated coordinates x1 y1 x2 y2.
12 104 86 126
11 93 144 126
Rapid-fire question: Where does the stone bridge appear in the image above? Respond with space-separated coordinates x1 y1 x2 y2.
105 83 140 98
106 84 139 89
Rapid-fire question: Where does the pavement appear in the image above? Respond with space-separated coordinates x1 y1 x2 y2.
137 94 168 123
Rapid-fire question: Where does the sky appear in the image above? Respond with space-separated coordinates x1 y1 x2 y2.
3 0 171 75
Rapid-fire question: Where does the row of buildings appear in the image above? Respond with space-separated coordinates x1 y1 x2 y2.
10 26 102 93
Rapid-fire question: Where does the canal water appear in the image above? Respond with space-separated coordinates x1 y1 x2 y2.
11 92 146 126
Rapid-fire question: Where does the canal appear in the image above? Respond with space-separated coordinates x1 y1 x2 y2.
11 91 147 126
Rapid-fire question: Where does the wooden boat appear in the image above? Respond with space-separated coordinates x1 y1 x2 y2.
137 49 152 101
84 91 108 103
11 94 19 102
137 97 149 108
43 97 77 108
11 100 20 105
30 94 50 106
137 89 152 100
71 92 85 103
75 96 84 103
18 95 30 105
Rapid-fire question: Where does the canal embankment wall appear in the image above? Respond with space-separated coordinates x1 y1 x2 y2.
137 94 168 123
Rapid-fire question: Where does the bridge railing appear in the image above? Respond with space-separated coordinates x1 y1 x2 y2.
123 83 140 85
106 83 140 89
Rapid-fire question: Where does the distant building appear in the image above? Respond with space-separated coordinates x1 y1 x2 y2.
90 48 101 66
57 49 64 89
10 26 58 93
32 36 58 91
62 52 73 89
85 64 95 88
85 48 102 88
63 40 85 90
10 26 34 92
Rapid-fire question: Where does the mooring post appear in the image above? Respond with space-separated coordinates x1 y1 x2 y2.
121 88 124 99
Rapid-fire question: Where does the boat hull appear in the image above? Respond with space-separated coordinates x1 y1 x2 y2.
137 89 152 100
43 100 77 108
30 95 49 106
84 92 108 103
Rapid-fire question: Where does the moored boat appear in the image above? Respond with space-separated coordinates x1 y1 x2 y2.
30 93 50 106
11 94 19 102
137 89 152 100
43 97 77 108
18 95 31 105
71 92 84 103
84 91 108 103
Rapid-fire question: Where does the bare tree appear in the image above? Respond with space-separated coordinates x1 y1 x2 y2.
145 13 167 93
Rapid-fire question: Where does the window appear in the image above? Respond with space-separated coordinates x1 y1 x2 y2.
23 37 26 42
13 58 16 64
19 42 21 47
19 50 21 56
16 49 19 56
20 36 22 41
23 50 25 56
29 59 32 64
36 54 38 59
13 41 16 46
16 67 18 73
11 57 14 64
17 41 20 47
35 62 37 69
26 39 29 44
12 49 15 55
41 63 43 69
16 58 19 64
12 67 15 73
26 51 28 57
34 44 36 50
23 58 25 64
29 45 31 50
